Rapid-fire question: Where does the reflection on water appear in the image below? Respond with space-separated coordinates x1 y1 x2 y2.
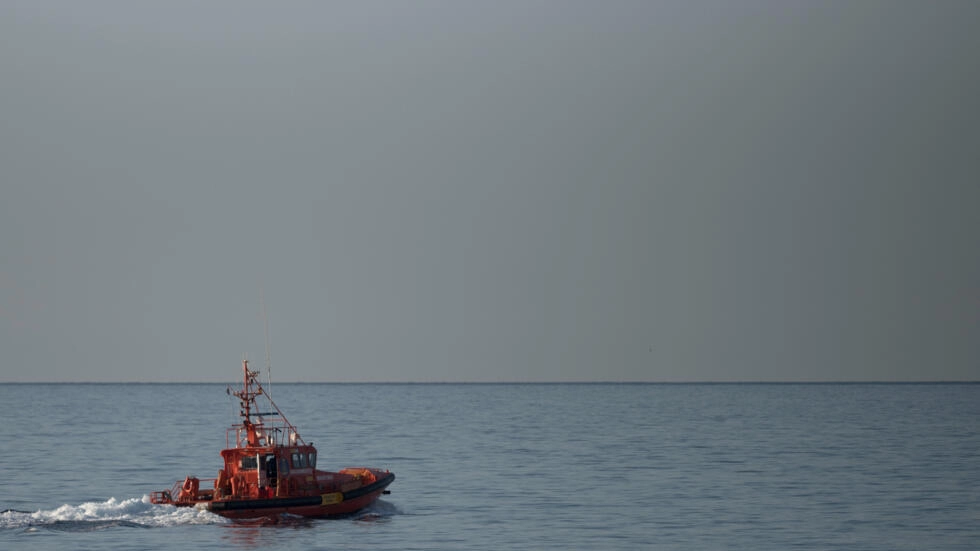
220 500 400 548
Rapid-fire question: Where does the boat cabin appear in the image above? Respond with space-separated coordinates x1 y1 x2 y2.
211 365 322 500
216 443 317 499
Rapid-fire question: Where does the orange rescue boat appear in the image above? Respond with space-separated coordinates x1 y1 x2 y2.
150 359 394 519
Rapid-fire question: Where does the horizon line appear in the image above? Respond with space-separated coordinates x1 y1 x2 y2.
1 380 977 385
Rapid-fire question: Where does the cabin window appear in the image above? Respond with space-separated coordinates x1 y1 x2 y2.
241 456 258 470
291 452 307 468
308 452 317 469
279 457 290 476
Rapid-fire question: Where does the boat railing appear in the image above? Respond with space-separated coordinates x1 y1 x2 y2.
226 423 303 449
150 477 217 506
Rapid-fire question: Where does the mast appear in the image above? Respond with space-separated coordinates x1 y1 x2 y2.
230 356 305 449
238 357 259 445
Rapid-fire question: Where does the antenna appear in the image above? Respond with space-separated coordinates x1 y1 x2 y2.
260 287 272 397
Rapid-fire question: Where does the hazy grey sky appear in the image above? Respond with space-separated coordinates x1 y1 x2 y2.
2 1 977 382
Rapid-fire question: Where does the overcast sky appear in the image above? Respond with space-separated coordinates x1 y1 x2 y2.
1 1 977 382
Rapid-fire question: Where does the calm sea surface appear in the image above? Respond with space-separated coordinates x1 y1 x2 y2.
0 383 977 550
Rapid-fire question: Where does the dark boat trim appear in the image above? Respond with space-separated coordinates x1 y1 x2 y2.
343 472 395 500
208 472 395 513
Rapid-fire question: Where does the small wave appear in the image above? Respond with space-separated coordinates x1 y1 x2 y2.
2 497 400 531
354 499 401 521
0 496 228 531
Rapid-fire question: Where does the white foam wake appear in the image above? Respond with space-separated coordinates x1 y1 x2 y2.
0 496 228 531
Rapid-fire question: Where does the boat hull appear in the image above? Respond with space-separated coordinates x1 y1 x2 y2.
205 471 395 519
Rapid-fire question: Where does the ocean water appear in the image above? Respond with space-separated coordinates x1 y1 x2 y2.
0 382 977 550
